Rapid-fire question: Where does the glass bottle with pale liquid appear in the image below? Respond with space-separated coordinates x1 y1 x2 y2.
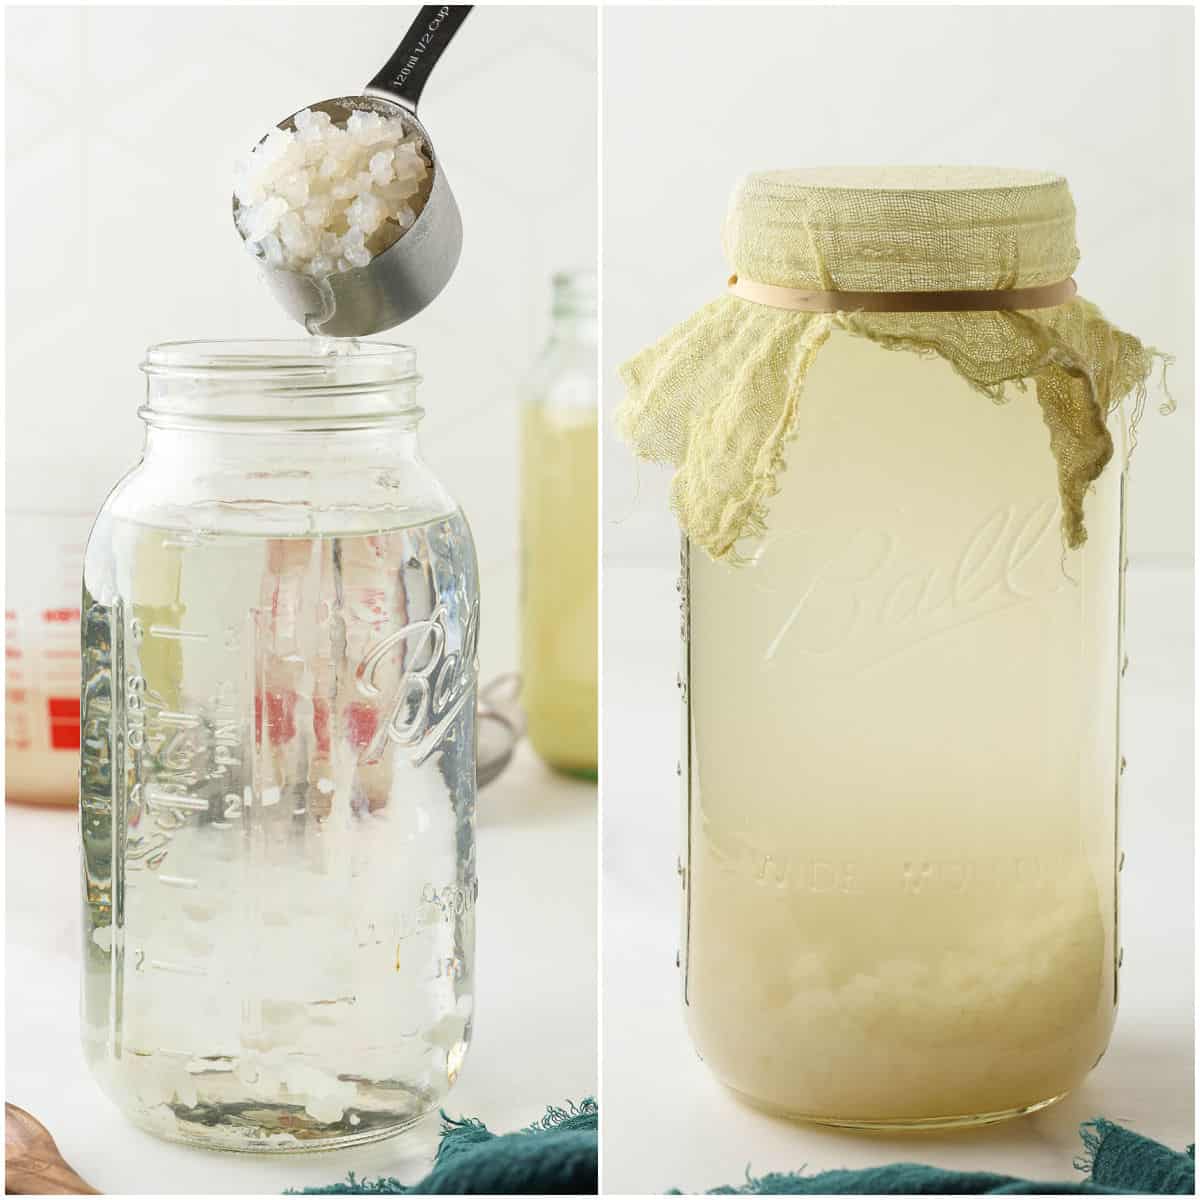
682 332 1125 1127
520 271 598 776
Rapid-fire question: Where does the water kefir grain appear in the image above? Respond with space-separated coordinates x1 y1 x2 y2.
686 331 1123 1125
521 404 598 772
234 109 432 277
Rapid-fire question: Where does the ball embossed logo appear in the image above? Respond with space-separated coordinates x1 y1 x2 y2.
355 599 479 763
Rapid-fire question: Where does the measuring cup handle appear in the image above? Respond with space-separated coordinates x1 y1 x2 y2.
367 5 473 112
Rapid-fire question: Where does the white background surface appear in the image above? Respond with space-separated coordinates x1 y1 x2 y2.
5 7 598 1192
601 5 1193 1193
6 747 597 1195
5 4 1197 1195
602 4 1194 566
6 3 597 683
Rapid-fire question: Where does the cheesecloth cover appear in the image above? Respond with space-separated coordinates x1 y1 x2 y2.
617 167 1169 561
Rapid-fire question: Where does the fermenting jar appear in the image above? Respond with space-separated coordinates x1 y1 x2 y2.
81 341 479 1151
520 270 598 776
620 168 1167 1128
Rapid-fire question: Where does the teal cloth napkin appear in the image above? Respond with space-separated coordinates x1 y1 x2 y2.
288 1099 598 1195
682 1120 1194 1195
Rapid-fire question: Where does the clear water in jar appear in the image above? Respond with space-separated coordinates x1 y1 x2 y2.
80 513 478 1150
684 332 1125 1126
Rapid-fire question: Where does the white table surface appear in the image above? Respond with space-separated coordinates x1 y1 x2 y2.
601 559 1194 1195
6 743 597 1196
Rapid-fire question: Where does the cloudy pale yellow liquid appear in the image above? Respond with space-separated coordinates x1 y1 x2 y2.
685 332 1124 1126
521 405 598 775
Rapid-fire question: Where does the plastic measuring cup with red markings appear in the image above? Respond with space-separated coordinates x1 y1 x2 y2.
6 513 92 804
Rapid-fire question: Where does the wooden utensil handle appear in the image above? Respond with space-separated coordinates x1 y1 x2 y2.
7 1157 100 1195
6 1104 100 1195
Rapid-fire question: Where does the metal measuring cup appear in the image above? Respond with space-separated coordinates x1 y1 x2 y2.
235 5 472 337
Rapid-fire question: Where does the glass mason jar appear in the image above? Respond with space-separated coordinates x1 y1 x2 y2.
619 168 1161 1130
80 341 479 1151
681 331 1127 1128
520 270 598 776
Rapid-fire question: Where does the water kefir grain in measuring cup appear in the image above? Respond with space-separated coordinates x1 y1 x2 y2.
684 332 1124 1124
81 510 478 1146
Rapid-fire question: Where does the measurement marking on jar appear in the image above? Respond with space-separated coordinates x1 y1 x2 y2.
157 710 203 728
149 959 208 976
148 625 209 641
126 834 170 861
432 955 466 981
186 1056 236 1074
144 787 209 812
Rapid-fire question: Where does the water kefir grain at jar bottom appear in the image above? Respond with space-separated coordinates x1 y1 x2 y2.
686 330 1124 1125
81 515 477 1148
521 402 598 773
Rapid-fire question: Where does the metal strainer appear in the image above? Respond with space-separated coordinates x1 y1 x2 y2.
235 5 472 337
476 674 526 789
